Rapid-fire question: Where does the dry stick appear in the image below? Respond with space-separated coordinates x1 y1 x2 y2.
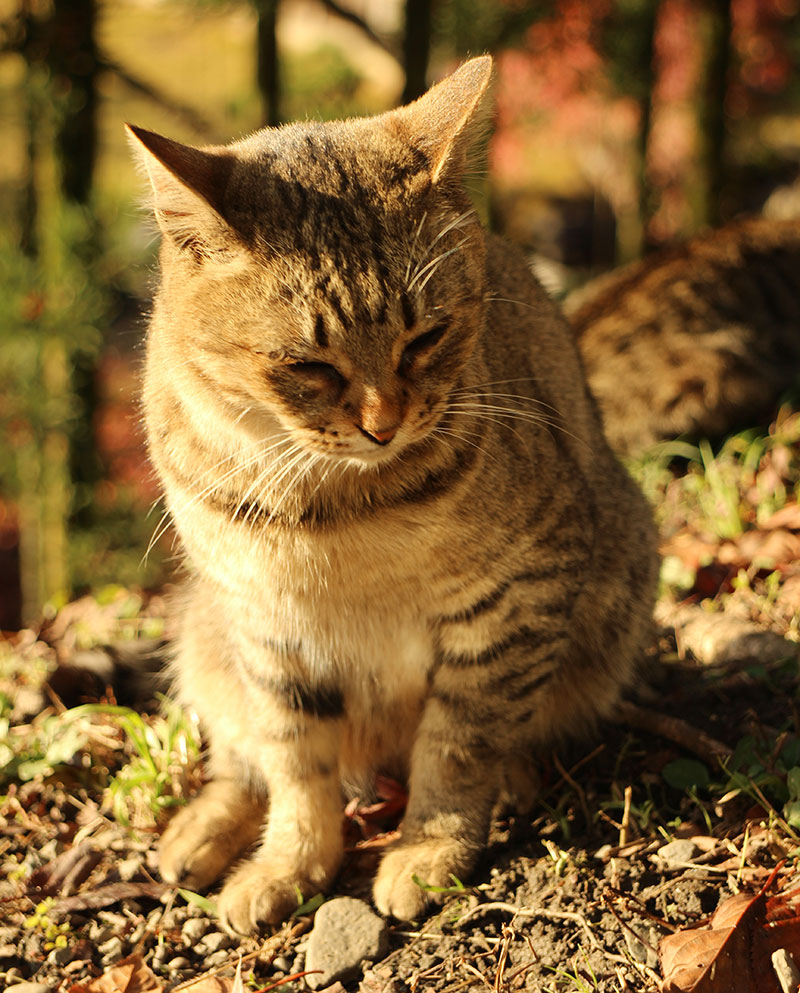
456 901 603 952
614 700 733 764
551 750 592 828
620 785 633 848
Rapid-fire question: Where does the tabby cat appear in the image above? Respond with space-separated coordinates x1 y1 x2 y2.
128 56 658 935
567 215 800 455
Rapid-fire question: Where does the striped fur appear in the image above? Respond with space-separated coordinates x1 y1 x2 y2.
129 57 658 933
568 216 800 455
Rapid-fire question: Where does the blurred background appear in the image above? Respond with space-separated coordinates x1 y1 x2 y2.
1 0 799 629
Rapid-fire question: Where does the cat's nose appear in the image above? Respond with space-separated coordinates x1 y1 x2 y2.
358 423 399 446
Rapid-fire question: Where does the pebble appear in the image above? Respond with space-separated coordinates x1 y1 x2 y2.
0 943 19 960
656 839 700 868
181 918 212 943
88 923 115 944
305 897 389 991
205 950 230 968
47 945 76 967
6 984 51 993
168 956 192 971
116 857 143 882
271 955 291 973
98 935 126 964
198 931 235 954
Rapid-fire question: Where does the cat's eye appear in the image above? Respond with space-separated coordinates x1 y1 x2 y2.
399 319 450 374
287 361 346 389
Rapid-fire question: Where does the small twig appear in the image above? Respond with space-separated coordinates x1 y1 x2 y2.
455 901 603 951
620 785 633 848
551 750 592 828
615 700 732 764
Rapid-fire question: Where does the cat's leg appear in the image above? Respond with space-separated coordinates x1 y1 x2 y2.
159 777 266 889
373 699 499 920
374 622 571 920
216 714 345 934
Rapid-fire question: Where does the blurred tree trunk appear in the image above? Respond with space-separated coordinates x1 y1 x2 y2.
697 0 732 227
402 0 432 102
14 0 102 621
255 0 281 126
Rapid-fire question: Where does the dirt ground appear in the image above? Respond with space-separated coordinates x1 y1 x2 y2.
2 590 799 993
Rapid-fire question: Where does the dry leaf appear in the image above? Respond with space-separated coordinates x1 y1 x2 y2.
659 865 800 993
82 953 161 993
27 840 103 898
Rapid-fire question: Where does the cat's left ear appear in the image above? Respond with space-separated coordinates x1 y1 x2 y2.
126 124 237 252
393 55 493 186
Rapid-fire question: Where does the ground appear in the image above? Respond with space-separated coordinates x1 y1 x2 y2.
2 411 800 993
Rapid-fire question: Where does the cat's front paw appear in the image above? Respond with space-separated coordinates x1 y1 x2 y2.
159 783 264 889
373 837 477 920
217 862 308 935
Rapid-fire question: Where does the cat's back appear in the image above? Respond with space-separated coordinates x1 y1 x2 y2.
569 216 800 454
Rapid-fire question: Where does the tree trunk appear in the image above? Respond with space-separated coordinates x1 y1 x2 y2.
401 0 432 103
255 0 281 127
698 0 732 227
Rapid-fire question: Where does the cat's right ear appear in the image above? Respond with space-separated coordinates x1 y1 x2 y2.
125 124 236 252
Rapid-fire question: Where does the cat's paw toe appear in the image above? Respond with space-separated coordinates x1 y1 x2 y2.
159 807 258 890
217 864 301 935
373 838 474 921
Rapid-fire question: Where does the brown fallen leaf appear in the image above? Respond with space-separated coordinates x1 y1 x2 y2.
27 840 103 898
65 953 162 993
760 503 800 532
659 865 800 993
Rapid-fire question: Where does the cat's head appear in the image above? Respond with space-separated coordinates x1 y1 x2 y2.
129 57 492 466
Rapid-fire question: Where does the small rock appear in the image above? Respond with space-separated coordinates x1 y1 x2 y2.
98 935 126 964
116 857 143 882
168 956 192 971
271 955 292 973
199 931 235 954
305 897 390 990
46 944 75 967
0 943 19 960
182 918 212 943
88 923 115 944
0 926 19 944
656 839 700 868
205 950 231 968
6 984 51 993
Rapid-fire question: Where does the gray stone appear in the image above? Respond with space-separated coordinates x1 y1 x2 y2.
656 839 700 868
198 931 235 954
305 897 389 990
98 935 126 963
168 956 192 971
116 857 143 881
205 950 231 968
271 955 292 973
46 944 75 967
182 917 212 943
0 943 19 960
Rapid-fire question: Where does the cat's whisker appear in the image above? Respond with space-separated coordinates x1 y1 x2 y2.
451 389 565 418
407 238 469 296
449 401 591 451
404 210 429 284
446 405 532 451
430 425 497 465
406 208 474 289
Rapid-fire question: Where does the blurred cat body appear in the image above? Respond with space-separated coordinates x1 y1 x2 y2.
130 57 658 934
